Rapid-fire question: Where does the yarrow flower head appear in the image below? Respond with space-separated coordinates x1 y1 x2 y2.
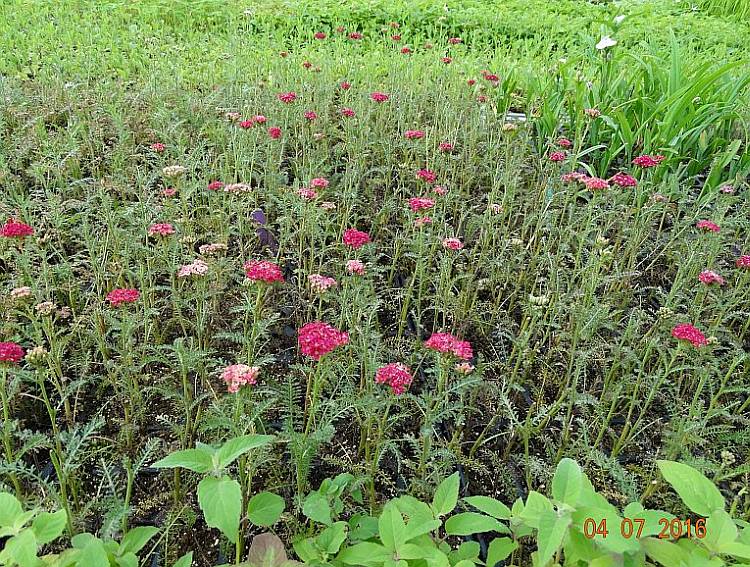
148 223 175 237
699 270 725 286
736 255 750 269
696 220 720 233
221 364 259 393
584 177 610 191
162 187 177 197
199 242 228 255
340 81 351 90
343 228 371 249
611 172 637 188
442 237 464 250
253 115 267 124
178 259 209 278
298 322 349 360
224 183 252 194
10 287 32 300
561 171 587 184
433 186 447 196
340 107 356 117
297 187 318 200
633 154 666 168
549 151 567 162
162 165 187 178
424 332 473 360
416 169 437 184
405 130 425 140
150 142 165 153
448 37 462 44
584 108 601 118
107 288 140 307
314 31 326 40
277 91 298 103
304 111 318 121
439 142 454 152
375 363 413 395
310 177 329 189
309 274 337 293
0 342 24 364
408 197 435 212
370 92 390 103
239 120 254 129
208 180 225 191
671 323 708 348
268 126 282 139
346 259 365 275
1 219 34 238
415 216 432 227
244 260 284 284
556 137 573 148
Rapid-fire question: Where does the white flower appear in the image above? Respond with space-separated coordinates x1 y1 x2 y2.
614 15 626 24
596 36 617 50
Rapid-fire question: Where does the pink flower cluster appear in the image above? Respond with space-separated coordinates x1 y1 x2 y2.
309 274 337 293
148 223 175 237
0 342 24 364
442 237 463 250
340 107 356 117
208 181 225 191
633 154 665 168
698 270 724 286
584 177 610 191
370 92 389 102
737 255 750 269
1 218 34 238
375 363 413 395
244 260 284 284
696 220 720 233
408 197 435 212
150 142 165 153
424 332 473 360
416 169 437 183
549 151 567 162
277 92 298 103
298 322 349 360
268 127 282 139
671 323 708 348
107 288 140 307
178 259 209 278
343 228 371 249
346 259 365 275
439 142 454 152
611 172 637 188
405 130 425 140
221 364 259 393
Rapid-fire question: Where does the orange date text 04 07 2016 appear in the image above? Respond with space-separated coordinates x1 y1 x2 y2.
582 518 707 540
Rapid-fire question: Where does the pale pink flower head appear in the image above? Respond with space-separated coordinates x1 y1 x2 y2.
178 259 209 278
405 130 425 140
221 364 259 393
162 187 178 197
343 228 371 249
698 270 725 286
424 332 473 360
277 92 298 104
309 274 337 293
633 154 665 168
736 255 750 269
346 259 365 275
489 203 503 214
298 322 349 360
416 169 437 184
584 108 601 118
433 186 447 196
268 126 282 139
556 137 573 148
244 260 284 284
720 184 735 194
370 92 389 103
0 342 24 364
375 363 413 395
696 220 720 233
297 187 318 200
148 223 175 237
1 219 34 238
320 201 337 211
611 172 637 188
439 142 454 152
442 237 464 251
415 216 432 228
304 111 318 121
310 177 329 189
10 287 32 300
448 37 462 44
107 288 140 307
549 151 567 162
408 197 435 212
561 171 587 184
150 142 165 153
340 107 356 118
671 323 708 348
224 183 252 194
253 115 268 124
199 243 227 255
584 177 610 191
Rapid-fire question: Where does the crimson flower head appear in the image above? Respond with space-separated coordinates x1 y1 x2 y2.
736 255 750 269
696 220 720 233
416 169 437 184
448 37 463 44
244 260 284 284
268 126 282 139
343 228 371 249
375 363 413 395
698 270 725 286
467 78 477 86
549 151 567 162
425 332 473 360
148 223 175 237
442 237 464 251
393 34 403 41
310 177 329 188
314 32 326 40
441 57 453 64
277 92 298 103
401 46 412 55
0 342 24 364
408 197 435 212
208 180 225 191
340 107 356 117
1 219 34 238
253 115 267 124
107 288 140 307
482 72 499 83
221 364 259 393
239 120 254 129
671 323 708 348
611 172 637 187
298 322 349 360
302 61 313 69
304 111 318 121
349 32 363 40
370 92 389 103
633 154 665 168
584 177 610 191
150 142 165 153
340 81 351 90
439 142 454 152
405 130 425 140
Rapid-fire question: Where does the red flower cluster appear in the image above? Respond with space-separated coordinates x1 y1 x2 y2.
298 322 349 360
314 32 326 40
304 111 318 121
277 92 298 103
696 220 720 233
633 154 665 168
736 255 750 269
611 172 637 187
0 342 24 364
408 197 435 212
343 228 371 249
424 333 473 360
268 126 282 139
375 363 413 395
698 270 725 286
349 32 363 40
340 107 356 117
404 130 425 140
584 177 610 191
448 37 462 44
244 260 284 284
150 142 165 153
370 92 389 102
439 142 454 152
1 218 34 238
107 288 140 307
549 151 567 162
208 180 225 191
416 169 437 183
340 81 351 90
671 323 708 348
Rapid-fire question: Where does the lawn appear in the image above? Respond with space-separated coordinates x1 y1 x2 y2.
1 1 749 566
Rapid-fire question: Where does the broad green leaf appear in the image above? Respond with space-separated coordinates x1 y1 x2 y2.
453 561 474 567
623 503 675 538
337 542 392 566
703 509 737 552
173 551 194 567
721 542 750 559
117 551 139 567
450 541 480 562
642 537 691 566
399 543 431 560
486 537 517 567
316 522 348 555
31 510 67 545
463 496 511 520
119 525 159 554
552 458 582 506
3 529 37 567
403 518 442 541
536 510 571 565
152 449 213 473
292 537 320 563
379 503 406 552
656 461 724 516
247 492 285 527
197 475 241 543
518 492 553 530
216 435 275 470
445 512 507 536
0 493 24 528
302 491 332 526
247 533 296 567
77 538 109 567
432 473 460 517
